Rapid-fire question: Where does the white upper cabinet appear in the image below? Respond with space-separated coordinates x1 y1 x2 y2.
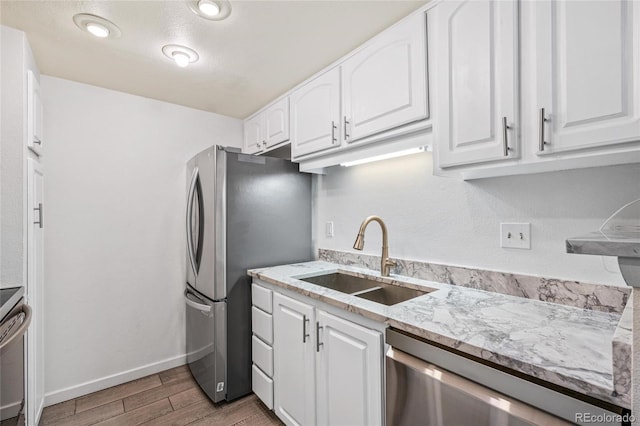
534 0 640 155
243 114 263 155
291 67 341 158
27 70 43 155
433 0 519 168
263 97 290 149
243 97 291 154
342 13 428 144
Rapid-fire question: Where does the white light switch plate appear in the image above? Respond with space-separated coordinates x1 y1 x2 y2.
325 221 334 238
500 223 531 249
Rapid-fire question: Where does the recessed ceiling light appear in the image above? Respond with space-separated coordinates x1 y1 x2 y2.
198 0 220 17
73 14 121 39
188 0 232 21
86 23 109 38
162 45 199 68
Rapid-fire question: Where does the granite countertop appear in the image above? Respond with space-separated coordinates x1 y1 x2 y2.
249 261 629 409
567 231 640 258
0 286 25 321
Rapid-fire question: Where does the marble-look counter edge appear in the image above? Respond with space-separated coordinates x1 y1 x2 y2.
249 261 629 409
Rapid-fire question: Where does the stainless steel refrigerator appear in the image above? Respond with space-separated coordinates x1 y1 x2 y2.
184 146 311 403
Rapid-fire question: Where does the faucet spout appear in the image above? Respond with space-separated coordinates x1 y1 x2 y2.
352 215 397 277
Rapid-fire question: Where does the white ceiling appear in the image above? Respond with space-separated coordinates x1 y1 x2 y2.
0 0 428 119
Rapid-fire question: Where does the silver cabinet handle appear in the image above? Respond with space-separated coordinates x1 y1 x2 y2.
33 139 42 145
33 202 43 228
502 117 512 157
331 121 337 144
186 168 199 277
343 116 350 140
255 143 261 149
316 322 323 352
262 140 267 147
539 108 549 151
302 315 310 343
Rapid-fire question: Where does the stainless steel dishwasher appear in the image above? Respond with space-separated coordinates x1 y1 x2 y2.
386 328 630 426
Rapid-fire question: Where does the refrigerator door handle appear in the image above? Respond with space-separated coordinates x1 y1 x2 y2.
184 289 212 315
186 167 199 277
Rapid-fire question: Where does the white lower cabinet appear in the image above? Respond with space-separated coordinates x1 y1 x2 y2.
315 310 383 426
251 284 274 409
273 293 316 426
269 289 383 426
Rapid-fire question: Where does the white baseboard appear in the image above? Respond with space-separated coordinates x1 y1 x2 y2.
43 354 187 407
0 400 21 422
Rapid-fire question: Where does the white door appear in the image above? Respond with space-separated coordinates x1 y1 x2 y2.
534 0 640 155
342 12 428 144
273 293 316 426
316 310 383 426
27 158 44 425
433 0 519 168
27 71 43 156
263 97 290 148
243 114 263 154
290 67 341 158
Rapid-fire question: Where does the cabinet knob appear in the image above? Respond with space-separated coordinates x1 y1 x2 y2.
256 143 261 149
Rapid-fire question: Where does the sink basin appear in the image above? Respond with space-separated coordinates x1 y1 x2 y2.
300 272 381 294
354 285 429 305
299 271 433 306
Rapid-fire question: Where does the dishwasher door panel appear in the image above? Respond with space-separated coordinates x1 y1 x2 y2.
386 348 571 426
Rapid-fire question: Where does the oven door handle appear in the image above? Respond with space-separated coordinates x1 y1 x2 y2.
0 304 32 350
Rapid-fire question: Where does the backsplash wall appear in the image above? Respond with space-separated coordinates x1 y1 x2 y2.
313 152 640 287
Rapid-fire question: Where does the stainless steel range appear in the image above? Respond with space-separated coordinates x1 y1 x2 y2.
0 287 31 426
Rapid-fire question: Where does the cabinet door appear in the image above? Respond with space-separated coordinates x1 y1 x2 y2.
342 13 428 144
264 97 290 148
243 114 263 154
273 293 316 426
316 310 382 426
535 0 640 155
27 158 45 424
291 67 341 158
27 70 43 155
433 0 519 168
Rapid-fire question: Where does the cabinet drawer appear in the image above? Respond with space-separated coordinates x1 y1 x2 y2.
252 335 273 377
252 307 273 345
252 364 273 409
252 283 272 314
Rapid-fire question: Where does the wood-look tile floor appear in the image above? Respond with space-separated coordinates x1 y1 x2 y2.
39 365 283 426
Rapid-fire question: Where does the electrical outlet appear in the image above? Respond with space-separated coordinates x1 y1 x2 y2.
325 221 334 238
500 223 531 249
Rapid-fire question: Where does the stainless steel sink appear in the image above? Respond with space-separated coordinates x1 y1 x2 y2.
354 285 428 305
300 272 381 294
299 272 433 306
